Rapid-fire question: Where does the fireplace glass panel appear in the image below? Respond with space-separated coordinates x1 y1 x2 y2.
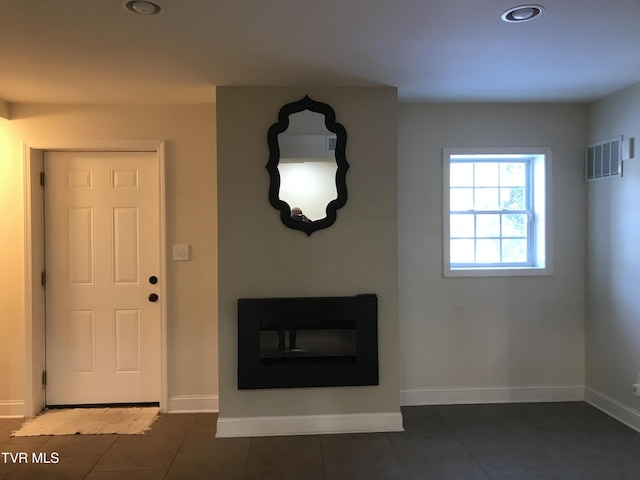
237 294 378 389
260 321 357 365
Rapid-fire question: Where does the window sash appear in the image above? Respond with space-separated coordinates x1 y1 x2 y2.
449 158 534 268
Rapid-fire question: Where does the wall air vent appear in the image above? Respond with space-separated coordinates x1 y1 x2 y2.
586 136 622 181
327 135 337 152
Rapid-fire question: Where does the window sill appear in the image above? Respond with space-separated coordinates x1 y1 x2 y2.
444 266 552 278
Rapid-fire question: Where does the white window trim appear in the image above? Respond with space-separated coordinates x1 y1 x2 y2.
443 147 553 278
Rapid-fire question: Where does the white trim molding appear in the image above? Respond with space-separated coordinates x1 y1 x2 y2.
168 395 219 413
23 140 168 415
585 387 640 433
216 412 404 438
442 147 553 278
0 400 25 418
401 385 585 406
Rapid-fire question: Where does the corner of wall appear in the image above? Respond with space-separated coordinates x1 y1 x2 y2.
0 99 10 120
585 387 640 433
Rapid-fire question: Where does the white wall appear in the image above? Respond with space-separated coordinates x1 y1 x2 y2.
398 103 587 405
586 82 640 429
216 87 401 435
0 117 26 415
0 104 218 415
1 96 611 420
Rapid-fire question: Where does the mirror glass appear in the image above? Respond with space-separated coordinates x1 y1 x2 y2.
267 96 348 236
277 110 337 222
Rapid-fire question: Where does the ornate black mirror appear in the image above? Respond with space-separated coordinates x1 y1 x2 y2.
267 95 348 236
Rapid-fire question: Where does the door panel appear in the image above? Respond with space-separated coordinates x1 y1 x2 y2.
45 151 160 405
67 207 94 285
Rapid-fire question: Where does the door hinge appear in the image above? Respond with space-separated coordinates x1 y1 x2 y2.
41 270 47 286
41 371 47 386
40 171 45 187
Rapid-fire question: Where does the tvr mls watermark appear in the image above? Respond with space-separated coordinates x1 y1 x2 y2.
1 452 60 464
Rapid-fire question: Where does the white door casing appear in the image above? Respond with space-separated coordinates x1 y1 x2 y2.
44 151 162 405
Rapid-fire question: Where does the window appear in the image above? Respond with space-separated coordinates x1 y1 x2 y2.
443 148 552 277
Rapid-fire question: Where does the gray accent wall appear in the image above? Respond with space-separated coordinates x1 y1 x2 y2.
216 87 400 419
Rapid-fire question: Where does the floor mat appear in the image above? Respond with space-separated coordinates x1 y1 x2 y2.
11 407 159 436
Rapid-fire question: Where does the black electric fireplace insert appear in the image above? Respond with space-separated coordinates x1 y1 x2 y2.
237 294 378 389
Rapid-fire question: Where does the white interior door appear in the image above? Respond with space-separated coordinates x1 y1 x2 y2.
44 151 161 405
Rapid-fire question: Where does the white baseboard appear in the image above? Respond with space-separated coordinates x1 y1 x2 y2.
0 400 25 418
585 387 640 433
167 395 219 413
401 385 585 406
216 412 404 438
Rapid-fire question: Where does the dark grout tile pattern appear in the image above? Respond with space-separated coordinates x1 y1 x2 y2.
1 402 639 479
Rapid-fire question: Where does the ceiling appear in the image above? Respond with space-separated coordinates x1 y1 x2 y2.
1 0 640 104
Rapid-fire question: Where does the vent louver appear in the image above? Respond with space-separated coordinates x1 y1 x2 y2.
586 136 622 181
327 135 337 152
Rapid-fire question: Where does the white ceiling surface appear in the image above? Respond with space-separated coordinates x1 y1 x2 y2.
1 0 640 104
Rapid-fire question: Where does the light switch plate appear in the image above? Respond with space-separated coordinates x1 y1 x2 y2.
172 244 190 261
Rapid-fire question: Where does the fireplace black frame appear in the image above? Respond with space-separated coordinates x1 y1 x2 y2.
237 294 378 389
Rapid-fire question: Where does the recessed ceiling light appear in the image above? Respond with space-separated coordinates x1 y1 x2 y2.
501 4 544 23
124 1 161 16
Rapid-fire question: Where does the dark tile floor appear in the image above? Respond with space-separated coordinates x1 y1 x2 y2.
1 402 640 479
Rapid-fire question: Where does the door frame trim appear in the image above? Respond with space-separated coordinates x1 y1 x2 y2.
23 140 168 416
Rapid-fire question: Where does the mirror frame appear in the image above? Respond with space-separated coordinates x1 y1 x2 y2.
267 95 349 236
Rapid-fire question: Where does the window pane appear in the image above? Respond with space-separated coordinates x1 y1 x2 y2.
500 162 526 187
474 188 499 210
450 188 473 210
502 239 527 262
474 163 499 187
450 163 474 187
500 187 525 210
476 239 500 263
450 239 475 263
445 152 545 274
450 214 474 237
476 214 500 238
502 214 527 237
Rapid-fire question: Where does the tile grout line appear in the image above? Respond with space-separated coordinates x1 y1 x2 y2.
79 433 121 480
436 405 493 480
162 413 202 480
